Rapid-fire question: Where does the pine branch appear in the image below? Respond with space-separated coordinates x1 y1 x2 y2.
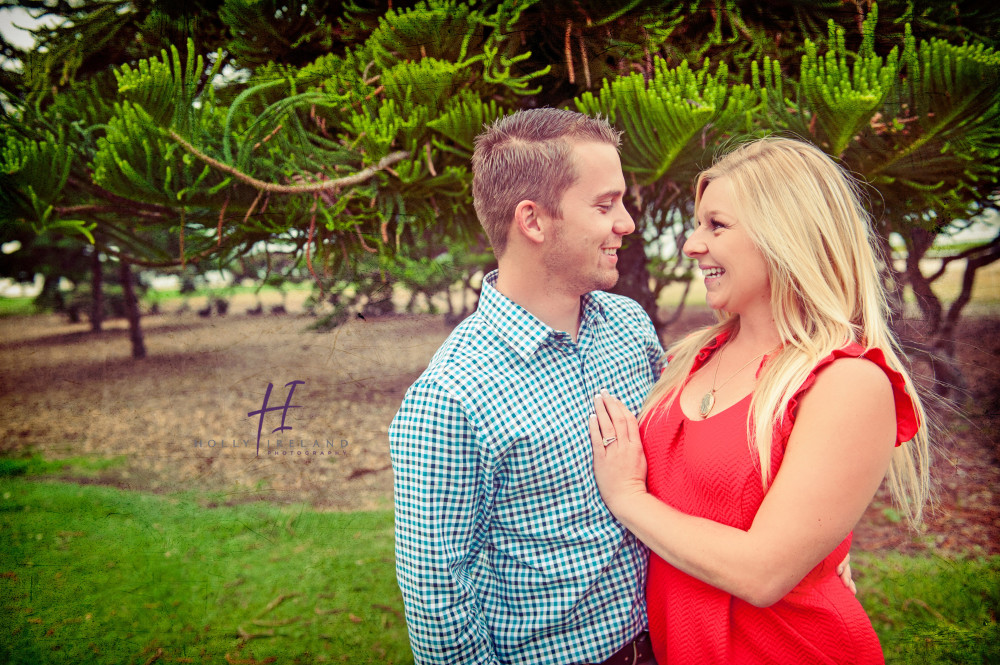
168 130 409 194
65 176 174 215
55 204 167 219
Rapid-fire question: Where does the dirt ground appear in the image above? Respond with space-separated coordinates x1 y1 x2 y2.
0 293 997 556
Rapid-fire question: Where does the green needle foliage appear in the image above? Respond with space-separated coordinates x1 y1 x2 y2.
577 57 756 185
1 0 997 387
799 19 899 157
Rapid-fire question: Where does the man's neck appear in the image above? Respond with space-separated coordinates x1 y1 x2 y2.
494 267 584 341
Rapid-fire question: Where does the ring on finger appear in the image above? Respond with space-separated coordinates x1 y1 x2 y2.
602 436 617 447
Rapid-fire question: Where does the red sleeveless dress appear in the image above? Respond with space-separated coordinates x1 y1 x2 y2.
641 333 918 664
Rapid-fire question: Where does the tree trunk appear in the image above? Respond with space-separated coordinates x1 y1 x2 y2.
904 227 942 334
874 231 905 321
91 247 103 332
611 234 658 327
118 260 146 359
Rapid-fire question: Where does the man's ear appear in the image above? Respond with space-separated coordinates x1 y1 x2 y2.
513 200 546 245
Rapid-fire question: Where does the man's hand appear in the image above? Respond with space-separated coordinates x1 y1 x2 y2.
837 553 857 595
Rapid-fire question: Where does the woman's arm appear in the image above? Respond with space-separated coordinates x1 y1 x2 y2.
590 357 895 607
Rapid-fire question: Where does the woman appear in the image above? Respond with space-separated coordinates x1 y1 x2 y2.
589 137 930 664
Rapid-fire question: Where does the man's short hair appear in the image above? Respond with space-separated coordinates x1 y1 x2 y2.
471 108 622 257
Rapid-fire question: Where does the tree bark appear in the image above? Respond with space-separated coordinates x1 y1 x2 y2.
940 231 1000 353
118 260 146 359
904 227 942 335
91 247 103 332
611 234 658 327
897 229 1000 398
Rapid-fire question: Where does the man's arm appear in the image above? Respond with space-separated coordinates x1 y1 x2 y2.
389 379 497 665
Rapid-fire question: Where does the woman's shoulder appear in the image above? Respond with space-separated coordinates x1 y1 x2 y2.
806 354 893 402
782 343 919 446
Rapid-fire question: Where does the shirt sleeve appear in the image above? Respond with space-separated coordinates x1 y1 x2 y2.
639 309 665 376
389 378 498 665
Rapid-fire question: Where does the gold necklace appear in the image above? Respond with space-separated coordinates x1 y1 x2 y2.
699 344 767 418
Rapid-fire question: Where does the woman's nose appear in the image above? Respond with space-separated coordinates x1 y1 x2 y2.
683 228 705 258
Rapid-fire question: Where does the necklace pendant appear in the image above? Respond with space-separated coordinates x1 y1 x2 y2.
699 391 715 418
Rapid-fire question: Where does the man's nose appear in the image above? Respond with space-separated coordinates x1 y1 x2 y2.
614 202 635 236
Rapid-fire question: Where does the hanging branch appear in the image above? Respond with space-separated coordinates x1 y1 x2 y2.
306 193 321 291
168 130 409 194
565 20 575 84
217 190 230 247
179 207 186 267
252 124 284 150
578 30 591 89
356 227 377 253
242 189 265 226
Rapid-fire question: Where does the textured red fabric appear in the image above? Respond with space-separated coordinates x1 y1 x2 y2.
642 338 918 664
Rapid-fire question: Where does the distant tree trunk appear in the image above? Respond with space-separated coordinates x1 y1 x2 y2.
35 273 64 312
91 248 103 332
118 260 146 359
938 231 1000 356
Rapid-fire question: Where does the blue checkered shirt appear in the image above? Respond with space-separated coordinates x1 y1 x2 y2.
389 270 664 665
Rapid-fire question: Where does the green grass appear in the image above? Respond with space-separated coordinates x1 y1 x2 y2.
855 552 1000 664
0 478 411 665
0 296 37 317
143 283 313 304
1 478 996 665
0 453 127 479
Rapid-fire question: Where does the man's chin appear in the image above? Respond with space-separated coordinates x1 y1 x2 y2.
595 270 620 292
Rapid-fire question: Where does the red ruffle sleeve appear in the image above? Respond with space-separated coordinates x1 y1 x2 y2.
774 343 919 447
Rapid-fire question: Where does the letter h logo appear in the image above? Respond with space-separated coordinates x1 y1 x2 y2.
248 380 305 456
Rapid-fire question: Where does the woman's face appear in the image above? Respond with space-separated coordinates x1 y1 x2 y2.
683 177 771 318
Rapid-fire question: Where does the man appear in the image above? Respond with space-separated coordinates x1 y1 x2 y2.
389 108 661 664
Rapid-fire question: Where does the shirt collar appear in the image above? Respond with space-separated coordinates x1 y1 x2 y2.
478 270 609 360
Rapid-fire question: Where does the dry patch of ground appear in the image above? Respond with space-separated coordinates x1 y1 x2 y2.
0 300 996 555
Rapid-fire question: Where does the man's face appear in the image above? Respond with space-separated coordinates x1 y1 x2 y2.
541 141 635 296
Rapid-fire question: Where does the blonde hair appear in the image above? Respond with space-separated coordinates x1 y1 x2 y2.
471 108 621 256
641 137 930 525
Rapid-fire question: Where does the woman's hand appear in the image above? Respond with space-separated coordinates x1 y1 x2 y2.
589 389 649 517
